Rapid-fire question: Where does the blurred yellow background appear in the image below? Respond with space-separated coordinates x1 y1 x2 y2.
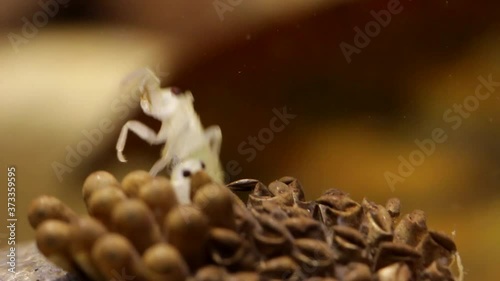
0 0 499 280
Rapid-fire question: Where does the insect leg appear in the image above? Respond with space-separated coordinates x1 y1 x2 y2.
149 149 174 176
204 125 222 156
116 120 165 162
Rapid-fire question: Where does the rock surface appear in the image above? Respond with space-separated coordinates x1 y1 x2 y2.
0 242 87 281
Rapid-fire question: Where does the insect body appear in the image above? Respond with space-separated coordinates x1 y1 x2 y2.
170 159 207 204
116 68 223 182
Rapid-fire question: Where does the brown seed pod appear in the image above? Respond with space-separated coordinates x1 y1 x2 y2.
35 220 75 272
165 205 210 271
208 228 258 271
87 186 127 228
194 265 228 281
377 262 413 281
334 262 371 281
385 198 401 219
373 242 421 271
268 180 295 203
393 209 427 248
249 180 272 196
69 216 107 281
246 180 283 208
253 200 311 220
82 170 120 204
416 231 457 267
281 205 313 218
422 259 455 281
138 176 178 226
28 195 78 229
208 228 244 266
278 176 306 202
313 189 363 229
228 272 262 281
292 239 335 277
251 200 289 221
227 178 262 192
29 171 463 281
249 181 295 207
208 177 252 214
226 178 262 207
360 199 393 247
233 197 263 236
121 170 152 198
332 225 367 264
267 180 289 195
252 213 294 258
142 243 190 281
306 277 337 281
194 183 236 230
190 170 214 198
277 176 296 185
213 179 261 236
258 256 301 281
111 199 163 254
248 194 283 209
283 217 326 241
91 233 149 281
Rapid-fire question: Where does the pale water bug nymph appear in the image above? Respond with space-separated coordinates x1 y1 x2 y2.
116 68 224 182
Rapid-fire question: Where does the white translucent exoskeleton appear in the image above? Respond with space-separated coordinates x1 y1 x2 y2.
170 159 206 204
116 68 223 182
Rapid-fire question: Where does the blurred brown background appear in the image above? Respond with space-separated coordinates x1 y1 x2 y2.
0 0 499 280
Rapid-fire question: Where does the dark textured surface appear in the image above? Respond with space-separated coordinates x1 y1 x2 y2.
0 242 87 281
23 174 462 280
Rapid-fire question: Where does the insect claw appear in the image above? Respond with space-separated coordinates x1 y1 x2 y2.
117 151 127 163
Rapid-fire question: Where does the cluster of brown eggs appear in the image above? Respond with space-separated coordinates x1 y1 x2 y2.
28 170 461 281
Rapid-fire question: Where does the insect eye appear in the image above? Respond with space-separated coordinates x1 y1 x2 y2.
200 161 206 169
171 87 182 95
182 170 191 178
